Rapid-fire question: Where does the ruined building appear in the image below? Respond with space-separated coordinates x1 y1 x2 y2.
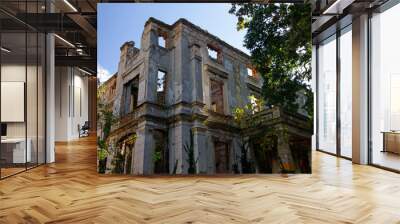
101 17 311 175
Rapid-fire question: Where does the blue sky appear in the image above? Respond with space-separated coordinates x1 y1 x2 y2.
97 3 248 82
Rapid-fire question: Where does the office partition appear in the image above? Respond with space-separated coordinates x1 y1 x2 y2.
0 1 47 179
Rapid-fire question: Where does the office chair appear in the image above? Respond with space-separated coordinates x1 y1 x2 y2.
79 121 90 138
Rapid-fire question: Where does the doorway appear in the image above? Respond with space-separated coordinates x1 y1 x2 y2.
214 141 230 173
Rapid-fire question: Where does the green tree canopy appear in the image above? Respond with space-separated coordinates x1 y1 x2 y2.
229 3 312 116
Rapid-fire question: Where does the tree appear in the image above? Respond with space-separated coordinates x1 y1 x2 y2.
97 83 117 173
229 3 313 116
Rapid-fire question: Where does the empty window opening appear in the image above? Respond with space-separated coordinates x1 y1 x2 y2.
153 130 169 174
111 82 116 95
157 70 166 92
158 36 166 48
121 77 139 116
116 133 136 174
247 67 255 77
208 47 218 60
157 70 166 104
210 79 224 114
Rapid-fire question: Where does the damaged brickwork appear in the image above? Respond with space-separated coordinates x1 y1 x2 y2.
99 17 311 175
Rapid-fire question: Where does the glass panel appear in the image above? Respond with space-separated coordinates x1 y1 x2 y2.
0 0 46 178
27 31 38 169
26 0 41 169
340 27 352 158
38 31 45 165
371 4 400 171
1 31 27 177
317 35 337 154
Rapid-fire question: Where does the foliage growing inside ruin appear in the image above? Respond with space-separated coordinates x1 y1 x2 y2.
97 83 118 173
232 101 259 173
112 134 136 174
98 140 107 161
233 96 265 130
153 150 162 163
97 82 117 139
112 146 125 174
229 3 313 117
126 134 137 145
233 100 292 173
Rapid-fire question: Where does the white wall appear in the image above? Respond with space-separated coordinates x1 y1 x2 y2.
1 65 36 138
54 67 89 141
55 66 69 141
312 45 316 151
1 63 46 164
1 65 26 138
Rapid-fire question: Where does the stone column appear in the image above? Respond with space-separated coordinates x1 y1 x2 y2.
192 125 207 174
180 34 192 103
168 120 191 174
113 41 134 116
190 43 203 104
143 57 158 104
207 135 216 174
231 136 242 173
171 26 184 104
137 25 159 106
277 128 295 173
132 120 155 175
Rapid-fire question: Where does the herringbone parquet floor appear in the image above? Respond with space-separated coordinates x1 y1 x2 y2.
1 136 400 224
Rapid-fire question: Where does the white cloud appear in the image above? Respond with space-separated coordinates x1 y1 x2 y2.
97 64 112 83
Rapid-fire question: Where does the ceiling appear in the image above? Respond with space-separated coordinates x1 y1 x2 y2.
0 0 98 74
312 0 390 40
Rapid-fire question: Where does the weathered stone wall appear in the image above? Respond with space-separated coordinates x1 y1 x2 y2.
107 18 265 174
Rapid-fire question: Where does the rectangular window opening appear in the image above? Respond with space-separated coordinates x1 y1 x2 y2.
157 70 166 105
247 67 255 77
207 46 218 60
210 79 224 114
157 70 166 92
158 36 166 48
121 77 139 115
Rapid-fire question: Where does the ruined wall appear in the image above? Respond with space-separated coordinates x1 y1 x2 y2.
107 18 264 175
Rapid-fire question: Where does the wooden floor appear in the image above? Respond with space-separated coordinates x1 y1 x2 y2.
372 150 400 171
1 136 400 223
0 167 26 178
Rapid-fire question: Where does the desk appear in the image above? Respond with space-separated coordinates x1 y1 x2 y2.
382 131 400 154
1 138 31 164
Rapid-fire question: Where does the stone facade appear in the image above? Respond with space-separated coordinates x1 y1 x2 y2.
105 17 265 175
100 73 117 107
101 17 312 175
